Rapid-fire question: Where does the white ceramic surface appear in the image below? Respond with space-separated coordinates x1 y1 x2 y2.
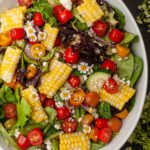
0 0 148 150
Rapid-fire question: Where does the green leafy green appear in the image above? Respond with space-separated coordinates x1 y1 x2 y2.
91 141 105 150
0 107 5 119
128 96 136 112
75 106 86 120
54 92 63 101
97 102 111 119
52 139 59 150
45 107 57 123
72 69 82 76
23 53 38 65
76 123 82 131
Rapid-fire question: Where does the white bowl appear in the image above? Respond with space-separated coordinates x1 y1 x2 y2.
0 0 148 150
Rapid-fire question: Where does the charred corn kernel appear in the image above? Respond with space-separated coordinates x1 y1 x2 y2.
42 23 59 50
22 85 48 123
0 6 26 32
77 0 104 27
100 83 136 110
38 58 72 98
0 47 22 83
26 64 37 79
60 132 90 150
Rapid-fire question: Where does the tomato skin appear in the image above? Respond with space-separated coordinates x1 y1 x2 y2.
39 94 46 105
68 75 80 88
103 78 118 94
109 29 124 44
54 36 62 47
64 47 79 64
33 12 45 27
98 127 112 143
4 103 17 119
18 0 32 8
56 107 71 120
95 118 108 129
44 98 55 108
27 128 43 146
62 118 77 133
92 21 109 37
53 5 64 16
81 114 94 126
17 135 30 150
0 32 12 46
88 127 99 142
11 28 25 40
101 59 117 73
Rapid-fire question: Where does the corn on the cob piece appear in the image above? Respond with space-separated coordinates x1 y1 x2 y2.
22 85 48 123
38 58 72 98
77 0 104 27
42 23 59 51
0 6 26 32
0 47 22 83
60 132 90 150
100 83 136 110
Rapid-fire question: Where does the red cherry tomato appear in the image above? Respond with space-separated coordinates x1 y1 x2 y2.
64 47 79 64
39 94 46 105
95 118 108 129
27 128 43 146
98 127 112 143
88 127 99 142
101 59 117 73
53 5 73 24
68 75 80 88
62 118 77 133
18 0 32 8
33 12 45 27
44 98 55 108
109 29 124 44
56 107 71 120
103 78 118 94
4 103 17 119
11 28 25 40
54 36 62 47
92 21 109 37
17 135 30 150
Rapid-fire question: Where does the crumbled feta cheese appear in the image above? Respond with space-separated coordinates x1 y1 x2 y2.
78 117 83 122
14 129 20 138
124 57 128 60
55 53 60 59
55 101 64 108
127 80 131 86
43 62 48 67
44 140 52 150
112 48 117 53
118 57 123 61
54 124 61 130
60 0 72 10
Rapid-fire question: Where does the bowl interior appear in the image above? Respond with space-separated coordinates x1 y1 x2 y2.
0 0 148 150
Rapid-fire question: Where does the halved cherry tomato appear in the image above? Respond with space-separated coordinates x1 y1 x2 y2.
6 72 17 89
33 12 45 26
92 21 109 37
88 127 99 142
101 59 117 73
81 114 94 126
53 5 64 16
95 118 108 129
115 109 128 119
103 78 118 94
44 98 55 108
85 92 99 108
27 128 43 146
62 118 77 133
11 28 25 40
56 107 71 120
68 75 80 88
0 32 12 46
39 94 46 105
64 47 79 64
69 88 85 107
98 127 112 143
54 36 62 47
109 29 124 44
17 134 30 150
107 117 122 132
4 103 17 119
18 0 33 8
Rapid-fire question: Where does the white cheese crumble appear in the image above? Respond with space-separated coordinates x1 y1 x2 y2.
54 124 61 130
14 129 20 138
60 0 72 10
43 62 48 67
44 140 52 150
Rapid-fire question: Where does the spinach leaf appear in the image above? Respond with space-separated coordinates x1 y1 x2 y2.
130 56 143 87
45 107 57 123
52 139 59 150
72 69 82 76
114 53 134 80
91 141 105 150
75 106 86 120
97 102 111 119
128 96 136 112
0 107 4 119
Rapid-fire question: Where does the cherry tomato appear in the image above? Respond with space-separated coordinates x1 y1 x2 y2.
64 47 79 64
56 107 71 120
54 36 62 47
6 72 17 89
33 12 45 26
107 117 122 132
92 21 109 37
85 92 99 108
17 134 30 150
69 88 85 107
101 59 117 73
44 98 55 108
53 5 73 24
4 103 17 119
95 118 108 129
27 128 43 146
0 32 12 46
98 127 112 143
68 75 80 88
88 127 99 142
11 28 25 40
39 94 46 105
62 118 77 133
18 0 33 7
103 78 118 94
81 114 94 126
109 29 124 44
